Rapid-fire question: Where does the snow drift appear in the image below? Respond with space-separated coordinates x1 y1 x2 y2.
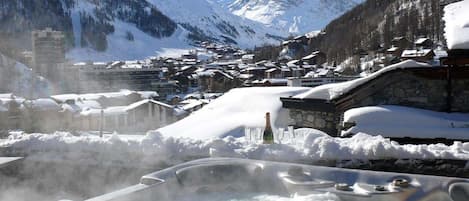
444 0 469 50
2 129 469 169
156 87 310 139
342 105 469 140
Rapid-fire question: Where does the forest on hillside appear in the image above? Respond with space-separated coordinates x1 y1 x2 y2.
254 0 460 66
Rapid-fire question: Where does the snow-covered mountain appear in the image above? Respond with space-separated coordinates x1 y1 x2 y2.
0 0 288 61
0 0 361 61
217 0 364 34
67 0 288 61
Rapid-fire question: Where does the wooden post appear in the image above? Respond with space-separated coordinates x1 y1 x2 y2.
446 65 453 112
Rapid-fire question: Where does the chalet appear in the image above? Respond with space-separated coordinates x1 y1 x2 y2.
401 49 436 63
386 46 403 58
281 57 469 142
197 70 238 92
178 99 209 114
302 51 327 65
251 79 288 87
241 54 255 64
51 90 159 108
415 38 434 49
241 66 267 80
265 68 282 79
288 76 358 88
391 37 412 50
79 99 177 132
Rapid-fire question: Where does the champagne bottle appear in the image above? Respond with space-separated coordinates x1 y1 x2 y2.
263 112 274 144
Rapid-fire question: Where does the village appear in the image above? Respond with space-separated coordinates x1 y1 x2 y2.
0 26 454 138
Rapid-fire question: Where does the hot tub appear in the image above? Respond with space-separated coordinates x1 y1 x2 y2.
85 158 469 201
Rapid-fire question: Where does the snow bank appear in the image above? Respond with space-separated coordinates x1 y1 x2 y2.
444 0 469 49
2 129 469 168
295 60 431 100
157 87 310 139
342 105 469 139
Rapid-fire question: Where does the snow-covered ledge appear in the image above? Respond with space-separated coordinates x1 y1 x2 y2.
441 0 469 66
444 0 469 50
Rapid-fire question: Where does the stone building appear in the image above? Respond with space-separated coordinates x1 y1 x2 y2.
281 59 469 136
32 28 66 83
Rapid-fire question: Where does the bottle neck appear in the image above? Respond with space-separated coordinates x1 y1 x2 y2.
265 113 272 130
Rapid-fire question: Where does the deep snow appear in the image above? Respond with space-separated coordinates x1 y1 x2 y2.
342 105 469 139
2 129 469 169
444 0 469 50
157 87 310 139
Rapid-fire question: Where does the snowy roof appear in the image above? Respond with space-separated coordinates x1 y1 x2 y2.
51 94 79 102
265 68 279 73
197 70 234 79
75 100 102 110
343 105 469 140
295 60 432 100
61 103 81 113
81 99 173 117
415 38 430 45
401 49 433 58
241 54 255 60
25 99 61 111
52 90 158 102
252 79 288 84
244 66 267 71
302 54 316 60
305 31 321 38
0 94 14 99
386 46 399 52
137 91 159 99
179 99 205 111
81 107 127 117
238 74 254 79
444 0 469 49
304 68 333 78
287 60 300 65
126 99 173 111
121 64 143 69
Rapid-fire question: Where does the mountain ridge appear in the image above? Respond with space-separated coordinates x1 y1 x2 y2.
0 0 361 62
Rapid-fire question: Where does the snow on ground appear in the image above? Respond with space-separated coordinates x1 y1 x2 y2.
342 105 469 139
156 87 310 139
295 60 431 100
2 129 469 168
444 0 469 49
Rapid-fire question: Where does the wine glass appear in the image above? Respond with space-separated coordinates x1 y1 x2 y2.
288 126 295 145
244 127 251 144
276 128 285 144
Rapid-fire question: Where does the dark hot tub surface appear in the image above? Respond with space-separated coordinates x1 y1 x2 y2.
86 158 469 201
